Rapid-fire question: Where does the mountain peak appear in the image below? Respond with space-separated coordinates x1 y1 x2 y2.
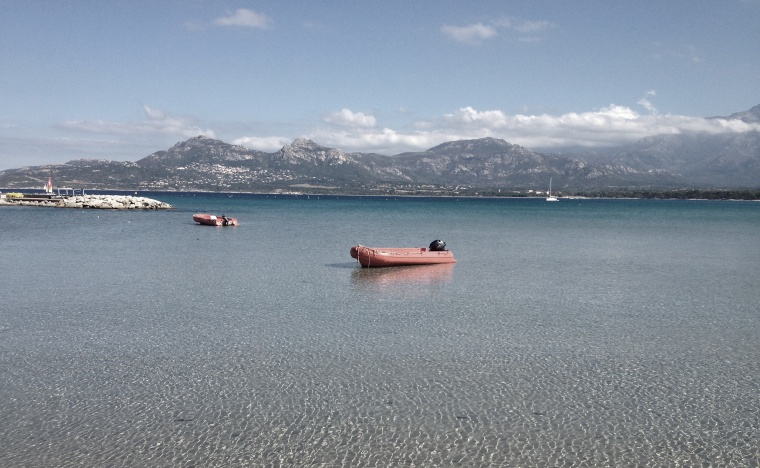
711 104 760 124
166 135 223 151
277 139 348 164
728 104 760 123
291 137 318 148
138 135 257 165
426 137 522 156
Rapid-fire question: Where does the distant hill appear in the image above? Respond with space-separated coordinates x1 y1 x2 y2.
601 131 760 187
580 104 760 187
390 137 685 188
2 105 759 193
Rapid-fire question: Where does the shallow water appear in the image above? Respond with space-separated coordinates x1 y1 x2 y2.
1 195 759 466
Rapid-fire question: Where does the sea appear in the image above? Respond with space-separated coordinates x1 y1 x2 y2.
1 193 758 467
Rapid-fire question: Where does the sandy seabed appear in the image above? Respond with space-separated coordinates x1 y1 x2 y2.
1 343 757 467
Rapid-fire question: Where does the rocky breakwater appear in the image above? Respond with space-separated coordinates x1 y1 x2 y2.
9 195 172 210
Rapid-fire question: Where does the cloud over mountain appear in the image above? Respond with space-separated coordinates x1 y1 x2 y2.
50 101 760 164
232 104 760 155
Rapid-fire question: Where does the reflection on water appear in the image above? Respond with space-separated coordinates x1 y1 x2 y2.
351 263 455 288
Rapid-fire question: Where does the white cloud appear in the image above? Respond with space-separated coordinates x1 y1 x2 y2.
442 16 555 45
520 21 553 33
305 127 452 155
444 107 509 127
429 104 760 149
322 109 377 128
494 16 555 42
49 104 760 166
637 90 658 114
59 105 216 139
260 105 760 155
232 136 291 152
441 23 497 44
213 9 272 29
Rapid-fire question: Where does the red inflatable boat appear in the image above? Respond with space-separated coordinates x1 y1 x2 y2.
350 241 456 268
193 213 238 226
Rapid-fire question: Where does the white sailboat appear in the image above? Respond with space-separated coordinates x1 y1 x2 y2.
546 177 558 201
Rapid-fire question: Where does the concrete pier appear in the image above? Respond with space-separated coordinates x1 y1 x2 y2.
0 194 172 209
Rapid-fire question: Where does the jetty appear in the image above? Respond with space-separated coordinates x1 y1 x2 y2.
0 193 172 210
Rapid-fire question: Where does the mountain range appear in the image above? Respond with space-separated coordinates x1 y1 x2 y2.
1 105 758 194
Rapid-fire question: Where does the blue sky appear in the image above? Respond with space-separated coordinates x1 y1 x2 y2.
1 0 759 170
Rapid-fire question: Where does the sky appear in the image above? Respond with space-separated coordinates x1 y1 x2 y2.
1 0 759 170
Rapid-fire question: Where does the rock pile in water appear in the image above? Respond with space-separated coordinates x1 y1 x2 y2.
7 195 172 209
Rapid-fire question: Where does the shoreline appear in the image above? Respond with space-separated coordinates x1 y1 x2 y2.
3 187 760 202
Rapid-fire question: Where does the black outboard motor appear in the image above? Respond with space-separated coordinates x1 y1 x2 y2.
429 239 446 251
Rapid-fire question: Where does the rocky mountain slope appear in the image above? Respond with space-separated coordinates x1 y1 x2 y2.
2 105 758 193
0 136 684 193
391 138 683 188
601 131 760 186
574 104 760 187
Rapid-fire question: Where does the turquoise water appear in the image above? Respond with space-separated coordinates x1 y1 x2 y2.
1 195 759 466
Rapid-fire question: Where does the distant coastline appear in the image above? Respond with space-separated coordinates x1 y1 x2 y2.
2 134 759 198
4 187 759 201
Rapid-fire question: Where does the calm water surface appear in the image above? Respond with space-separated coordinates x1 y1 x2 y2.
1 195 759 467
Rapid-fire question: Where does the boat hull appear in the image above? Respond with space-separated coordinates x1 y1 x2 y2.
350 245 456 268
193 213 238 226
